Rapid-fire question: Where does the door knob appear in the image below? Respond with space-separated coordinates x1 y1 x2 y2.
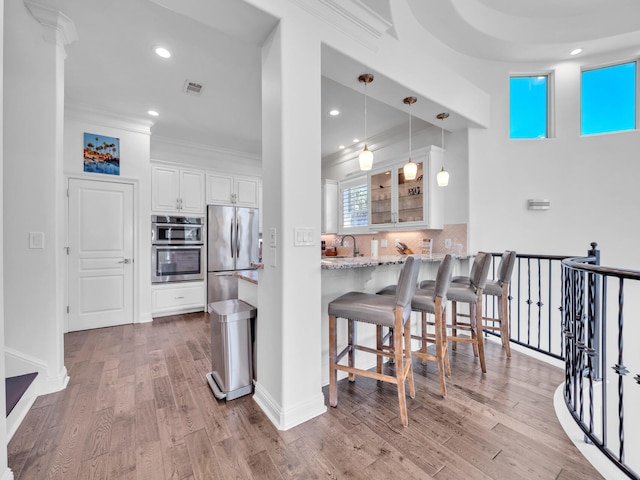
118 258 132 264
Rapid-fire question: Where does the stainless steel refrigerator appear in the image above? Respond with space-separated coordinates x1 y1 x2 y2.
207 204 259 303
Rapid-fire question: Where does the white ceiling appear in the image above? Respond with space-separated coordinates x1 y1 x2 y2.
59 0 640 162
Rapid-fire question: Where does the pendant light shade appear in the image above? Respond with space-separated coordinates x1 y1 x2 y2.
436 112 450 187
437 166 449 186
359 145 373 170
358 74 374 171
403 96 418 181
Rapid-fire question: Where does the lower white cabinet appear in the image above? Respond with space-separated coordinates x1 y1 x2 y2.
151 281 206 317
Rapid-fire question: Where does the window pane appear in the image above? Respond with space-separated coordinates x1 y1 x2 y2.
581 62 636 135
510 76 548 139
342 184 368 228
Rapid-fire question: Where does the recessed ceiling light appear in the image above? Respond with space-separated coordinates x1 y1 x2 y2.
329 109 340 116
353 138 359 143
570 48 583 56
339 145 345 149
147 110 159 117
155 46 172 59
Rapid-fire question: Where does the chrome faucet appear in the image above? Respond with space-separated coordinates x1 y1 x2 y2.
341 235 359 257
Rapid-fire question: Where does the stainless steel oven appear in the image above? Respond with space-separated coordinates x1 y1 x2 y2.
151 244 205 283
151 215 203 244
151 216 205 283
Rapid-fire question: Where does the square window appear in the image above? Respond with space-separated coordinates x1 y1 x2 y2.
340 179 368 230
581 62 636 135
510 75 548 139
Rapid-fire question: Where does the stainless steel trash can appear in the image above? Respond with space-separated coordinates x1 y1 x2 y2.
205 299 256 401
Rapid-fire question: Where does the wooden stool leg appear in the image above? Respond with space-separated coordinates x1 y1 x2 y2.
434 299 446 397
442 306 451 376
420 312 428 365
403 315 415 399
376 325 383 374
329 315 338 407
348 320 355 381
394 313 409 427
474 300 487 373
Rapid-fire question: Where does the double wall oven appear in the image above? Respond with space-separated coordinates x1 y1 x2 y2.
151 215 205 283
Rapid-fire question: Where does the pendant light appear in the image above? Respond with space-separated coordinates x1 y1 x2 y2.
436 112 450 187
403 96 418 180
358 74 374 171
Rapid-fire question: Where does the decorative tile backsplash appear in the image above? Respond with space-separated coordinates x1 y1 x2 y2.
322 224 468 257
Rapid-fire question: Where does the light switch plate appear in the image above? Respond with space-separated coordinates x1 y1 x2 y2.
29 232 45 249
294 227 315 246
270 227 277 247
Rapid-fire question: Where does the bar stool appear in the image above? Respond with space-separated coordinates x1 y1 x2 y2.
377 255 455 397
421 252 492 373
328 256 421 427
450 251 517 358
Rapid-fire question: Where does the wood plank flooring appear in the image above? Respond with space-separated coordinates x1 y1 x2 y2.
8 312 604 479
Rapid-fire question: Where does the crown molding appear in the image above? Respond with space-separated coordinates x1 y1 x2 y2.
65 102 154 135
24 0 78 48
291 0 392 44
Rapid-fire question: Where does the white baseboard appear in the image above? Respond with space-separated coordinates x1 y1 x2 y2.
553 384 628 480
6 387 37 441
0 467 14 480
253 382 326 431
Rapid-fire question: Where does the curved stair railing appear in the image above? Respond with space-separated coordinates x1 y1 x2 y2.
481 244 639 479
562 244 640 480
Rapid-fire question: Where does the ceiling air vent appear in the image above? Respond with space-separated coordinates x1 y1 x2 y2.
184 80 203 95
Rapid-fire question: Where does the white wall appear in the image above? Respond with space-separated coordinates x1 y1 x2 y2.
0 0 9 475
3 0 67 392
466 52 640 269
64 107 153 324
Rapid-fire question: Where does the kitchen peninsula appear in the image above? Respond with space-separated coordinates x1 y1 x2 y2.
320 253 470 386
235 253 471 387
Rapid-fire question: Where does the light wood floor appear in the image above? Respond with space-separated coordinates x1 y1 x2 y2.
8 312 604 479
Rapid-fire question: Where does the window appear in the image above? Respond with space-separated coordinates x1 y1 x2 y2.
581 61 636 135
510 75 549 139
340 177 368 231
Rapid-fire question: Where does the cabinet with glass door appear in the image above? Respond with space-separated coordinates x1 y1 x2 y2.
368 146 443 230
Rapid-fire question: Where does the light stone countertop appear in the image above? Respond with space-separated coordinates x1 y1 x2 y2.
233 269 259 284
321 253 471 270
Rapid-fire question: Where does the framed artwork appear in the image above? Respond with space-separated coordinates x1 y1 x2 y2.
83 132 120 175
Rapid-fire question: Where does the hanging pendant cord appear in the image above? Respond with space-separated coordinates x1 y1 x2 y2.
364 83 368 144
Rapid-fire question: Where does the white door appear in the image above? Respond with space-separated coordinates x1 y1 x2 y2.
68 179 134 331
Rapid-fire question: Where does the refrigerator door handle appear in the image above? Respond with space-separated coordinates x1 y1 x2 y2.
236 216 241 258
230 218 234 259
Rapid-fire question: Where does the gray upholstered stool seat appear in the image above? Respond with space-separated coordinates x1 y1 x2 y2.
328 256 421 427
328 292 409 327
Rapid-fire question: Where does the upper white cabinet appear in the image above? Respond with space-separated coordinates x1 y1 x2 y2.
206 173 260 207
368 146 444 230
322 179 338 234
151 165 205 214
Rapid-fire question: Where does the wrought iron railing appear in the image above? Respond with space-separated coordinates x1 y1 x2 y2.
484 250 575 359
562 246 640 480
482 244 639 479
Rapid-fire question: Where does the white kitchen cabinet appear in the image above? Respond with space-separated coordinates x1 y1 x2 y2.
206 173 260 207
151 165 205 214
322 179 338 234
151 281 205 317
368 146 444 230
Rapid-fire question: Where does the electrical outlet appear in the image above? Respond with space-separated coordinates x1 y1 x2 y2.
444 238 452 249
380 239 387 248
